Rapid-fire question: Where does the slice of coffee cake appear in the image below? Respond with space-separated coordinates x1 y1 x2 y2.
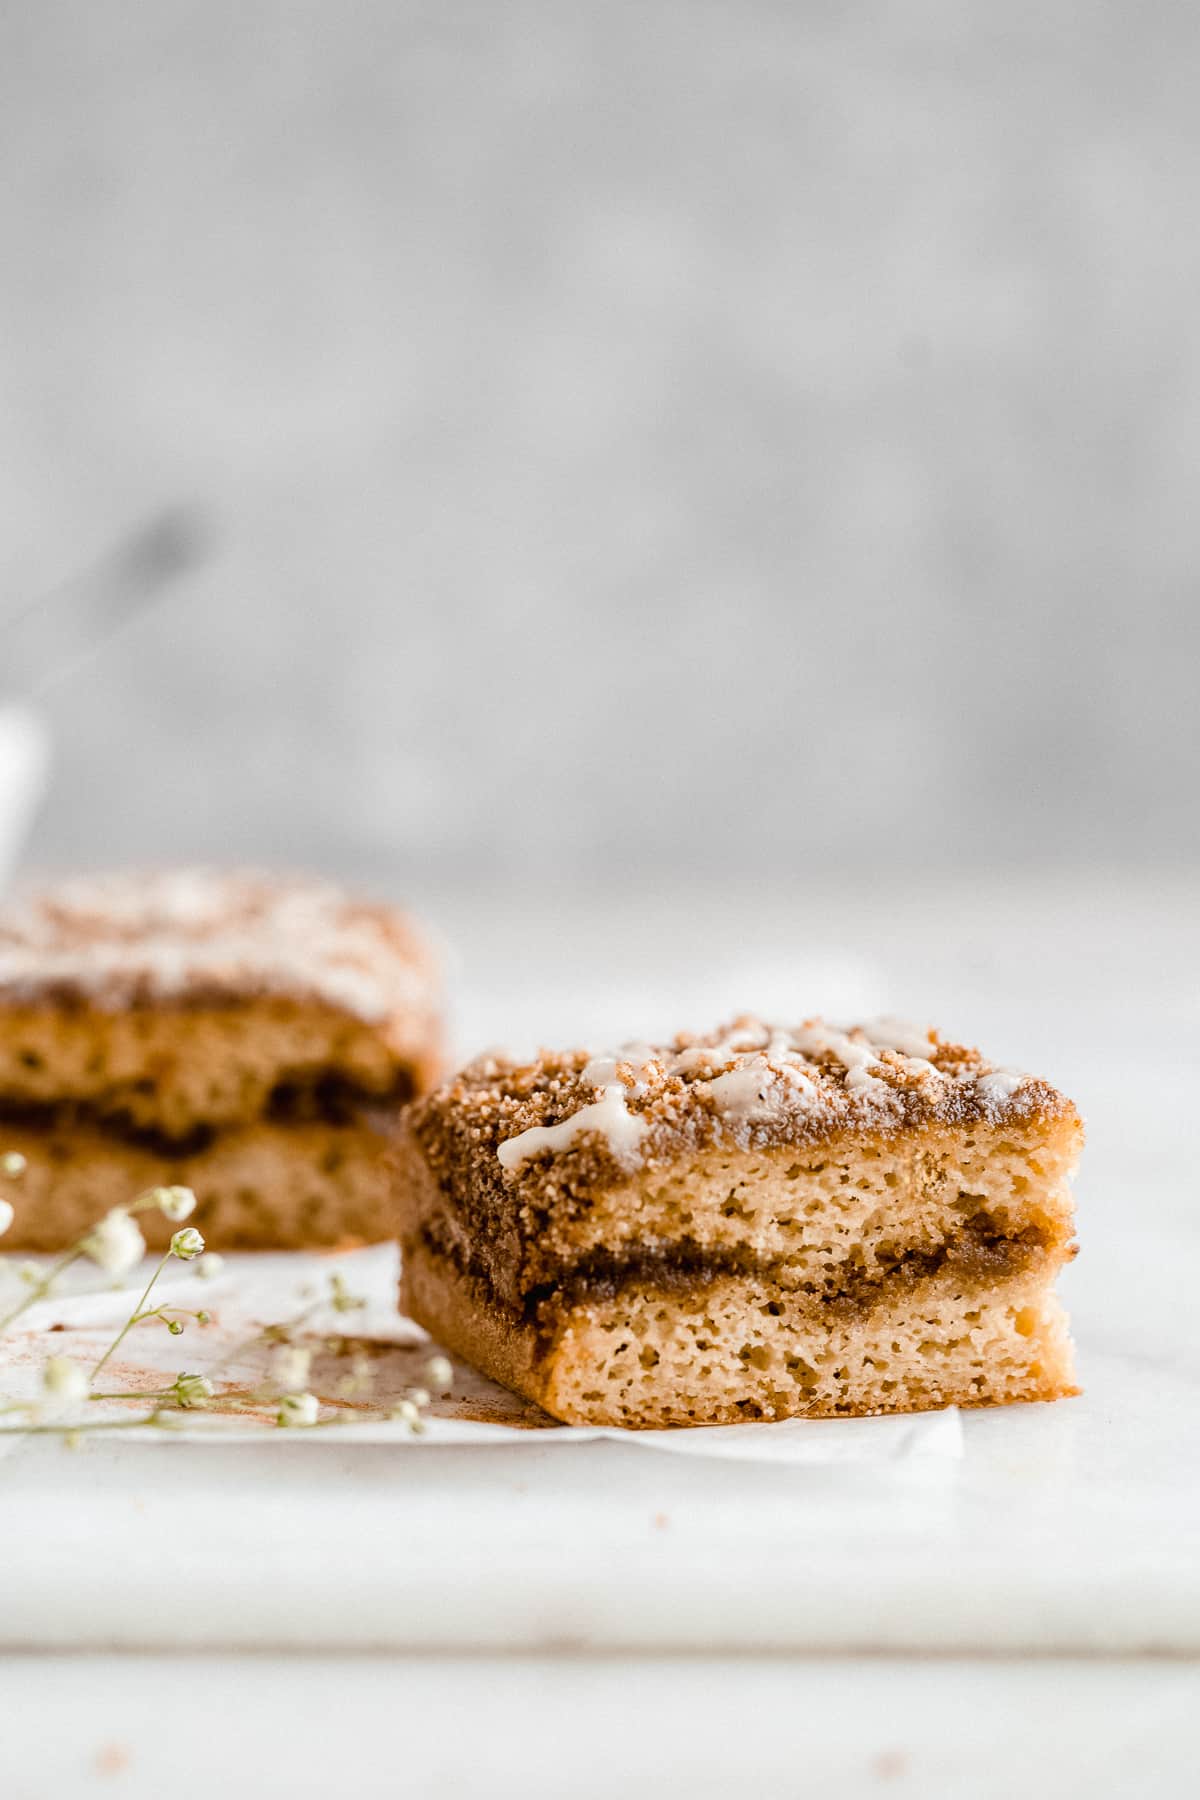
397 1018 1082 1427
0 869 444 1249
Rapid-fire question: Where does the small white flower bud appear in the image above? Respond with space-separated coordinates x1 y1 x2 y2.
271 1345 312 1392
1 1151 27 1178
173 1373 213 1409
334 1352 374 1400
406 1387 431 1409
195 1252 225 1281
277 1391 319 1428
170 1227 205 1261
43 1355 88 1400
0 1198 13 1237
389 1398 421 1426
151 1185 196 1222
37 1355 88 1421
82 1209 146 1276
425 1354 453 1394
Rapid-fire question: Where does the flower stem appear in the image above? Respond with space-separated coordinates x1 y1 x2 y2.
0 1246 85 1333
0 1412 165 1438
90 1253 172 1381
87 1388 178 1403
202 1298 322 1384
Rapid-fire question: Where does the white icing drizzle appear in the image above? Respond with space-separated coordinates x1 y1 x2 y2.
789 1023 893 1100
860 1016 938 1061
580 1054 620 1088
703 1060 784 1122
583 1032 824 1131
843 1063 889 1097
777 1060 818 1095
498 1018 1039 1173
976 1068 1027 1103
581 1043 657 1092
668 1022 899 1122
498 1085 648 1171
669 1044 722 1075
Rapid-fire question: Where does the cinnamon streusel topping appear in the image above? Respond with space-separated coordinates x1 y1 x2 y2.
407 1015 1074 1200
0 868 439 1020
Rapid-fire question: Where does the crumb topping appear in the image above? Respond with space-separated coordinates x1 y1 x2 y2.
0 868 440 1021
409 1014 1075 1192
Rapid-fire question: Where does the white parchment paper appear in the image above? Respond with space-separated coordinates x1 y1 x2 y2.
0 1244 961 1463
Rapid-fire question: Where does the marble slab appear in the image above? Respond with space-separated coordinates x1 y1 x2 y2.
3 1654 1199 1800
0 876 1196 1655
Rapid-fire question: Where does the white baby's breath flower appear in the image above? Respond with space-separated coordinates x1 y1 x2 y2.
406 1386 431 1409
151 1185 196 1222
1 1151 27 1178
277 1391 319 1428
172 1373 213 1409
0 1198 13 1237
425 1354 453 1394
43 1355 88 1401
388 1398 421 1426
195 1252 225 1281
334 1352 374 1400
170 1227 205 1261
37 1355 88 1421
271 1345 312 1393
82 1209 146 1276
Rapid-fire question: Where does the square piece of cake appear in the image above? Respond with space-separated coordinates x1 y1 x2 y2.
397 1017 1082 1427
0 869 444 1250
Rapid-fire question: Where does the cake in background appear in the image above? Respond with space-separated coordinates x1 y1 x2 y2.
0 868 444 1250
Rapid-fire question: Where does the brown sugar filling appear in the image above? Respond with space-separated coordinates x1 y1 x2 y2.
419 1214 1051 1336
0 1067 415 1157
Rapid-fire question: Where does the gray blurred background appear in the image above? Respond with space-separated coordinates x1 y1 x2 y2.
2 0 1197 887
